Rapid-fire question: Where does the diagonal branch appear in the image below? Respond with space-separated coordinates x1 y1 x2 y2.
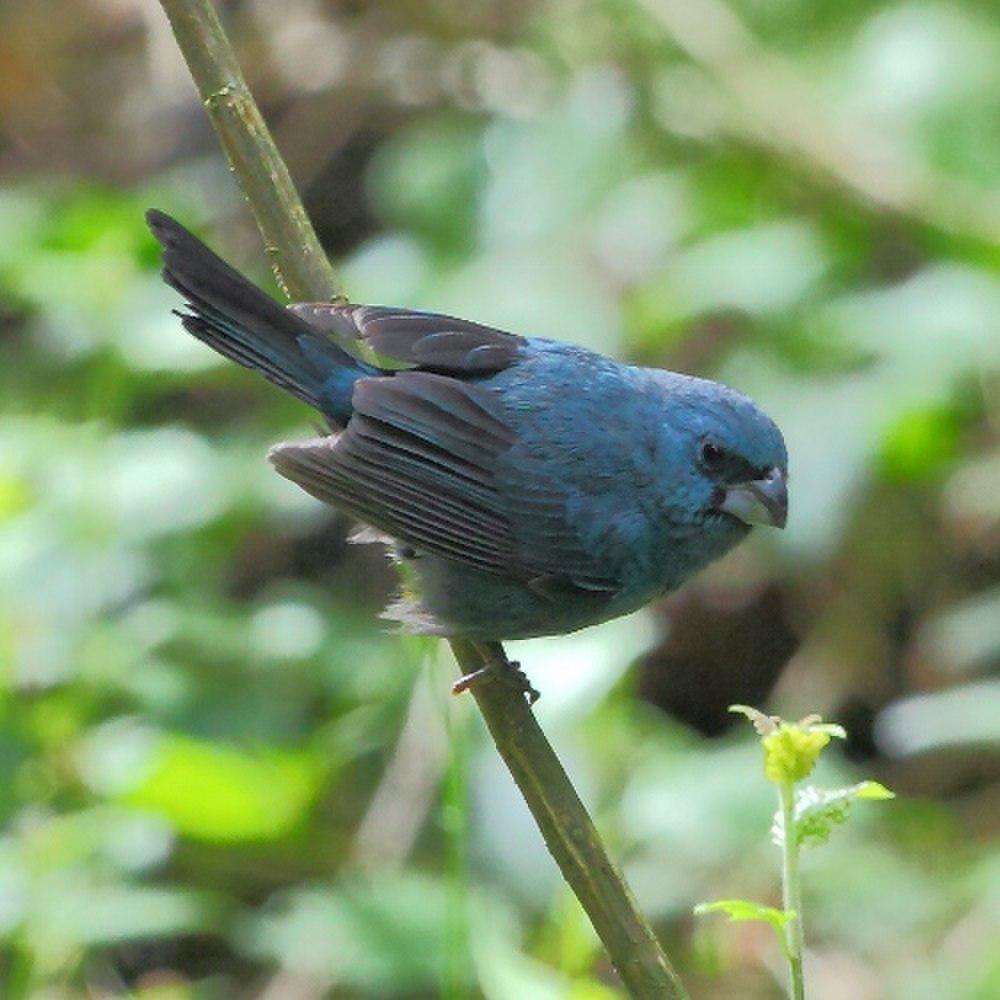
157 0 344 303
154 2 687 996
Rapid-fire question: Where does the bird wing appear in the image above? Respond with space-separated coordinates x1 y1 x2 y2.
269 370 619 591
287 303 524 375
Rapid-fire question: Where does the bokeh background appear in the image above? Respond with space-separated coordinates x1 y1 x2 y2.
1 0 998 997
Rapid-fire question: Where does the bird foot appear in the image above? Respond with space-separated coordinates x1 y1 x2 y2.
452 656 540 705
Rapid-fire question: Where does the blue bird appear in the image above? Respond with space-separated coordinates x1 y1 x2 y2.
147 211 788 698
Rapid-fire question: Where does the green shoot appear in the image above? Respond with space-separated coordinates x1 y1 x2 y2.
696 706 895 999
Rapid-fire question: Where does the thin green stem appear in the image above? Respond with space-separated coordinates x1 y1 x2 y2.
155 3 687 995
442 678 471 998
779 782 805 1000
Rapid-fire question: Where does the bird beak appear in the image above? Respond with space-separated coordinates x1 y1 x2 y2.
719 468 788 529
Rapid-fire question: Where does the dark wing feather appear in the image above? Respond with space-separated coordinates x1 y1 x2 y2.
287 304 524 375
270 372 517 573
268 371 619 591
503 471 622 590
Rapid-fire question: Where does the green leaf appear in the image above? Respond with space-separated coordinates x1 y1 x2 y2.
781 781 896 849
790 789 851 847
854 780 896 801
694 898 794 936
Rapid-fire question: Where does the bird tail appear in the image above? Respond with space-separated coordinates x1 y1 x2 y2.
146 209 360 414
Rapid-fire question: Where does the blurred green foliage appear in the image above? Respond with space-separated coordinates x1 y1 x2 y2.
0 0 997 996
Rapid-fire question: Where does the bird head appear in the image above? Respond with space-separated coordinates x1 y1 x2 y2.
660 374 788 533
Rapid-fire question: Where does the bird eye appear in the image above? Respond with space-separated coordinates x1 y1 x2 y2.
699 440 726 471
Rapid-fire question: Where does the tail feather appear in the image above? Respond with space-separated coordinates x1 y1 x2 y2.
146 210 354 412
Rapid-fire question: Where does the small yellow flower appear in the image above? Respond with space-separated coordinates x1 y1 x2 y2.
762 724 832 784
730 707 847 785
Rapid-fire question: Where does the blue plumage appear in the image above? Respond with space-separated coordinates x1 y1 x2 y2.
148 211 788 642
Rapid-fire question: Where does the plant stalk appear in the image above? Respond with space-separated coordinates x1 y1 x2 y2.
779 782 805 1000
156 0 343 304
155 2 686 996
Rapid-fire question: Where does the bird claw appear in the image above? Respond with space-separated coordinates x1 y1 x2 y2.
506 660 541 705
452 656 540 705
451 666 491 697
